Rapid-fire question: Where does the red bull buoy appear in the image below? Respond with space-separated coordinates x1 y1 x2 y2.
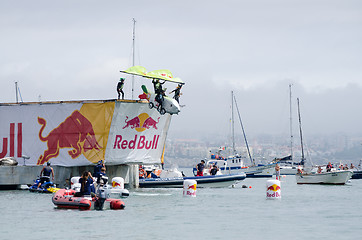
183 179 197 197
266 179 281 200
112 177 125 189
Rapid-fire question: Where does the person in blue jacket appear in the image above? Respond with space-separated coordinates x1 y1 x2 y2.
76 171 96 197
93 160 104 180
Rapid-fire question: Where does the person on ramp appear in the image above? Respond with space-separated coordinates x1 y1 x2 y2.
117 78 125 100
152 79 166 107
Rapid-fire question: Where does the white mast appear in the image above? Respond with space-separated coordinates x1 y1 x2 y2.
231 91 235 155
132 18 136 100
289 84 294 166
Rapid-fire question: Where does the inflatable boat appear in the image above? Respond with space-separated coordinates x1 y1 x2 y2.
52 189 125 210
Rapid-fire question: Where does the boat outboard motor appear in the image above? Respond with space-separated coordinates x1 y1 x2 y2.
95 186 107 210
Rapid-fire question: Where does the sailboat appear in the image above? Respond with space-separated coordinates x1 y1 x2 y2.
295 98 352 185
272 84 302 175
194 91 276 178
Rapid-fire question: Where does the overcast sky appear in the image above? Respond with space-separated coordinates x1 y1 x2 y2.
1 0 362 140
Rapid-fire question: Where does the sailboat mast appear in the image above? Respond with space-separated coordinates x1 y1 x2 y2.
231 91 235 155
289 84 294 166
233 94 253 165
297 98 305 165
132 18 136 100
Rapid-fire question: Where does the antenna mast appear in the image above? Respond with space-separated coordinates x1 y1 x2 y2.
289 84 294 166
132 18 136 100
297 98 305 166
15 81 19 103
231 91 235 155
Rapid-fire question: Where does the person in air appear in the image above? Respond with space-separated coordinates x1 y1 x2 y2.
117 78 125 100
196 160 205 176
37 162 54 189
169 84 183 103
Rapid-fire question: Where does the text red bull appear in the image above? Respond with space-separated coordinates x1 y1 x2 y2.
113 135 160 150
37 110 102 165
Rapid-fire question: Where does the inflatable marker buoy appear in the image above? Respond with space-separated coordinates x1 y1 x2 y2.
266 180 281 200
183 180 197 197
112 177 124 189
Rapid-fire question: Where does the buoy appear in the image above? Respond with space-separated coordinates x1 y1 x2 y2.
183 179 197 197
266 179 281 200
112 177 125 189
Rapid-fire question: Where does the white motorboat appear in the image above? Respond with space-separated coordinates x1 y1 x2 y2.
139 161 246 188
296 170 352 185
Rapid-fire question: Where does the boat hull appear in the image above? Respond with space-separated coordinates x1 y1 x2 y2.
139 173 246 188
296 170 352 185
351 170 362 179
52 189 125 210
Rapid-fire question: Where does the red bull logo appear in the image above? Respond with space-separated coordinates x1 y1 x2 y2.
188 184 197 190
37 110 102 165
267 184 281 192
112 181 121 188
123 113 159 132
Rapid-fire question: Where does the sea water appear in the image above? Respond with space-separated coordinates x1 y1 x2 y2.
1 175 362 240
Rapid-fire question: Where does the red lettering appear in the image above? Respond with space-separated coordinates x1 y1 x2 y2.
129 135 137 149
113 135 122 149
17 123 22 157
145 139 152 149
121 140 128 149
137 136 145 149
10 123 14 157
113 134 160 150
0 138 7 158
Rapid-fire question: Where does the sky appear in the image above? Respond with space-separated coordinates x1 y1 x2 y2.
1 0 362 141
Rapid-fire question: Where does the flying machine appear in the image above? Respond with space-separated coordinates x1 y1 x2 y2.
120 66 185 115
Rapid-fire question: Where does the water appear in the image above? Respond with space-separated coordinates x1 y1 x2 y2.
1 176 362 240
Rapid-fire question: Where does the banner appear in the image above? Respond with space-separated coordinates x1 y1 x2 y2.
0 101 171 166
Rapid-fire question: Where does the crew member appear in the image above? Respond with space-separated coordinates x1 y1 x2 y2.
117 78 125 100
196 160 205 176
169 84 183 103
93 160 105 181
76 171 96 197
38 162 54 189
210 164 219 175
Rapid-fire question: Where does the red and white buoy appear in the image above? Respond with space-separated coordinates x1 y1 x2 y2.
183 179 197 197
266 179 281 200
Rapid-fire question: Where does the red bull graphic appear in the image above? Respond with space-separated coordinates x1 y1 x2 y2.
0 123 22 158
266 181 281 199
123 113 159 132
112 181 121 188
188 184 197 191
267 184 281 192
37 110 102 165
